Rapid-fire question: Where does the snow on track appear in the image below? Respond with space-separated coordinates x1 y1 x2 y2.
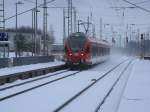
0 55 129 112
0 71 76 98
0 61 64 76
0 70 68 90
100 60 134 112
57 60 131 112
117 59 150 112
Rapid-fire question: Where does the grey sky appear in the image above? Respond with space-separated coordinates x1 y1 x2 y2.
4 0 150 43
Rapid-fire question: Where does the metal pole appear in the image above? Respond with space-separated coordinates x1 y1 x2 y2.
92 24 96 38
63 8 66 44
100 17 103 40
34 8 36 56
32 9 34 56
3 0 6 58
35 0 38 55
77 20 80 32
86 17 90 34
43 0 47 55
16 4 18 34
67 0 70 36
73 7 76 32
2 0 5 31
15 3 18 57
70 0 72 33
43 0 45 55
67 0 73 36
46 5 48 55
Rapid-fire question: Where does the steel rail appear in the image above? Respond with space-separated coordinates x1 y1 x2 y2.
0 69 69 91
0 71 81 102
94 60 133 112
53 59 129 112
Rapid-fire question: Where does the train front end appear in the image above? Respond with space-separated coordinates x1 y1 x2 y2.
64 32 90 66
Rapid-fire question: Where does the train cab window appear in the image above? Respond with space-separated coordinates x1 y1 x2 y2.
68 32 86 52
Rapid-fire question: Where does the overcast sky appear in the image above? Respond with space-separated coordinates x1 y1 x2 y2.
4 0 150 43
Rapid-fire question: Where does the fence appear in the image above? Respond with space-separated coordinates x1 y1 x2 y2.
0 56 54 68
0 58 9 68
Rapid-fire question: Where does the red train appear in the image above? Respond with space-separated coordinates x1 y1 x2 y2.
64 32 110 67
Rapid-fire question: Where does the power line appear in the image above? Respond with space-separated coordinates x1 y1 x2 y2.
5 0 57 21
23 0 38 4
122 0 150 13
135 0 150 5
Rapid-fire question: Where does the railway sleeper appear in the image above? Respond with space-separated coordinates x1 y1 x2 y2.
36 70 44 76
6 74 19 83
0 65 66 86
20 73 32 80
0 78 6 85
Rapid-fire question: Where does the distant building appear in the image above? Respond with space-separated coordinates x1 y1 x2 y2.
51 44 64 60
7 31 42 52
51 44 64 55
0 26 55 57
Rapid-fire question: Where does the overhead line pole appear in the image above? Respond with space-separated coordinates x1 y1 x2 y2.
63 8 66 44
73 7 77 32
43 0 47 55
2 0 5 32
32 9 34 56
67 0 73 36
34 0 38 55
100 17 103 40
15 3 18 57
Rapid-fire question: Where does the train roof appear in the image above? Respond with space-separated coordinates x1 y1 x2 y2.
68 32 86 38
88 37 110 47
67 32 110 47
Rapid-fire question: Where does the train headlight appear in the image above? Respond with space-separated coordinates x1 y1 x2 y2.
69 53 72 56
81 53 84 56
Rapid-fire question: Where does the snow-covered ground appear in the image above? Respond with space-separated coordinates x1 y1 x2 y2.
0 55 127 112
117 59 150 112
0 56 149 112
0 61 64 76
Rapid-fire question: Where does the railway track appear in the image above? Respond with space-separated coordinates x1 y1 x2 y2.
0 64 66 85
0 70 81 102
53 59 131 112
0 59 130 106
94 60 133 112
0 70 69 91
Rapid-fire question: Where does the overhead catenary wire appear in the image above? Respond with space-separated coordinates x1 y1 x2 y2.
23 0 39 4
122 0 150 13
135 0 150 5
5 0 57 21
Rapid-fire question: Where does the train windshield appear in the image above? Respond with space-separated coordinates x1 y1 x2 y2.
68 33 86 52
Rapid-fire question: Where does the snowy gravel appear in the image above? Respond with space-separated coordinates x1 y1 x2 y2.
0 61 64 76
117 59 150 112
0 55 131 112
59 60 130 112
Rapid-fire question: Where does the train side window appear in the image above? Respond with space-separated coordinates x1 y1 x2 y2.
92 45 96 56
100 47 102 56
104 48 106 55
101 47 103 56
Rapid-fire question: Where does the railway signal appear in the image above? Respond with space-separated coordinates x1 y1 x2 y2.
141 34 144 40
126 37 128 43
0 32 8 41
